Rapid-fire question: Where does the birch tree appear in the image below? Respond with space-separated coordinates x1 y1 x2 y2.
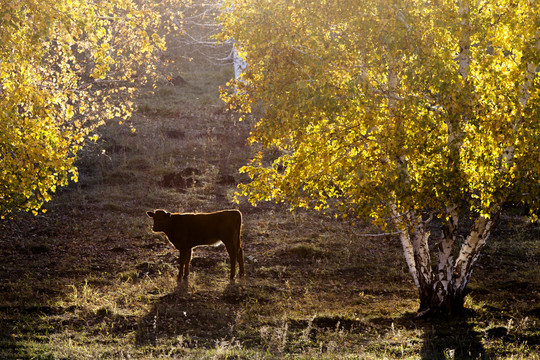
219 0 540 315
0 0 185 217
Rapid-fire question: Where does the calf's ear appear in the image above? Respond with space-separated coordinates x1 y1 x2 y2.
146 211 155 218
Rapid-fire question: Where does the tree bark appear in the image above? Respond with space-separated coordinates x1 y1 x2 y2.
390 205 434 314
411 220 433 313
433 207 458 312
453 208 500 300
391 203 503 317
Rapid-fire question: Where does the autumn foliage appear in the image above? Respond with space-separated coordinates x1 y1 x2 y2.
220 0 540 315
0 0 186 217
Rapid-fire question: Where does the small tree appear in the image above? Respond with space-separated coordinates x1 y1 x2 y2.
0 0 185 217
220 0 540 316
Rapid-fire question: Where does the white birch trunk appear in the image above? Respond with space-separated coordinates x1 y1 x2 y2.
411 218 432 293
397 229 420 289
387 57 436 310
390 203 435 311
435 207 458 305
390 204 420 290
457 1 470 81
411 221 435 314
453 208 499 296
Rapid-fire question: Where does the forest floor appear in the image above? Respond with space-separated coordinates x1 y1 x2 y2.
1 5 540 359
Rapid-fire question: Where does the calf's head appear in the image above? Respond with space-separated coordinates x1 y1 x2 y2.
146 209 171 232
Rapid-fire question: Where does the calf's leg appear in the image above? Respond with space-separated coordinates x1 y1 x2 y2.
224 243 237 281
183 248 193 280
238 247 245 278
178 248 193 281
233 228 245 278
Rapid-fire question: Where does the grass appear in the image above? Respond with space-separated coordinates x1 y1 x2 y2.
1 2 539 359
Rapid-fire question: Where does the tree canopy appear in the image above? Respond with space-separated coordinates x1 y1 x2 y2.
0 0 185 217
220 0 540 314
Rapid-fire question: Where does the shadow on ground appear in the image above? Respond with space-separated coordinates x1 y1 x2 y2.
136 282 246 348
368 310 487 360
420 315 486 360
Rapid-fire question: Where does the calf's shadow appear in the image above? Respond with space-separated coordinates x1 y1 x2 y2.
135 282 246 348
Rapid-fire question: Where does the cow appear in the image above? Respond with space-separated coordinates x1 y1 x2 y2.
146 209 245 282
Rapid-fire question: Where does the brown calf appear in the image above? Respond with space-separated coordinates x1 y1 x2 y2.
146 209 245 282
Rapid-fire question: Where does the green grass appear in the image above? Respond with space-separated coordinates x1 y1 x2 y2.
1 1 539 359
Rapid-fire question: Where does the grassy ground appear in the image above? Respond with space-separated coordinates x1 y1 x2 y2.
1 4 539 359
